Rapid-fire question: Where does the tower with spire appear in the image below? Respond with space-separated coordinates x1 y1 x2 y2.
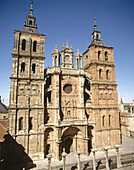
83 17 121 149
8 1 46 160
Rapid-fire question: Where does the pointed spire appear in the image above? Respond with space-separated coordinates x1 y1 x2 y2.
30 0 33 15
121 97 123 104
66 40 69 48
77 48 79 53
55 45 58 50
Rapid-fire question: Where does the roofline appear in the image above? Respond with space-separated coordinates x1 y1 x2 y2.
83 44 113 55
14 30 46 37
88 44 114 49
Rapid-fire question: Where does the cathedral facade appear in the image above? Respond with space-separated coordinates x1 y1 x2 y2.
8 2 121 161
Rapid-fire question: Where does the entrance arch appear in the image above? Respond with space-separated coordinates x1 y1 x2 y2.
61 127 82 154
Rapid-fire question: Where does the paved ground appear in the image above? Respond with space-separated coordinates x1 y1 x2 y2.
33 136 134 170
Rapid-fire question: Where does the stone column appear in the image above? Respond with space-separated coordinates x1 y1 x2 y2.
114 145 122 168
62 148 67 170
77 147 82 170
103 147 110 170
91 149 97 170
47 150 52 170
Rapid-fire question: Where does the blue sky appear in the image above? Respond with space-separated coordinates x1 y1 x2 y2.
0 0 134 104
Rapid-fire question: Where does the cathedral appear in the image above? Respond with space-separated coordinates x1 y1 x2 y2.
8 1 121 161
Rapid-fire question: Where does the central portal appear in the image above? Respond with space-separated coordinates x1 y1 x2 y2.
61 127 82 154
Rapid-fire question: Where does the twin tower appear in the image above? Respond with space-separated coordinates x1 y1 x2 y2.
8 1 121 160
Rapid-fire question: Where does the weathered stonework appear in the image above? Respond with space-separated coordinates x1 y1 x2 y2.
8 3 121 161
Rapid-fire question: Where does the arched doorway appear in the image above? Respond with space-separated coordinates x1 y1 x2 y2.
61 127 82 154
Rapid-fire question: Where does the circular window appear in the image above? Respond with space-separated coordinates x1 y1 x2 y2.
63 84 72 94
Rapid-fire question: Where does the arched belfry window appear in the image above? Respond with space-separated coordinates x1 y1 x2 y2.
99 69 102 79
55 56 57 66
33 41 37 52
29 20 32 25
96 34 99 40
32 64 36 74
21 62 25 73
106 70 109 79
98 51 101 60
105 51 108 61
22 39 26 51
19 117 23 131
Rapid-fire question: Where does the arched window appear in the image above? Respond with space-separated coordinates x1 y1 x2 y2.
96 34 99 40
22 39 26 50
105 51 108 61
55 56 57 66
98 51 101 60
19 117 23 131
109 115 111 126
29 20 32 25
32 64 36 74
99 69 102 79
106 70 109 79
102 116 105 126
29 117 33 131
21 62 25 73
33 41 37 52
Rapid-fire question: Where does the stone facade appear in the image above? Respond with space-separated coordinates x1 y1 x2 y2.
8 3 121 161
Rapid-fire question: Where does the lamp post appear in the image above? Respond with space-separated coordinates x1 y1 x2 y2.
114 145 122 168
103 147 110 170
77 147 82 170
91 148 97 170
62 148 67 170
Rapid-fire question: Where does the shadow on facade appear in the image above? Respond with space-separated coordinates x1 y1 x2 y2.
0 133 36 170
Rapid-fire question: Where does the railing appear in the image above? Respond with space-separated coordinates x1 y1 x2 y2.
44 147 134 170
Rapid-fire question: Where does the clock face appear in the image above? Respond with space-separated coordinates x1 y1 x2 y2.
65 55 69 61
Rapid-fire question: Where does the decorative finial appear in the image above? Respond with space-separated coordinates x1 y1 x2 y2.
55 45 58 49
66 40 69 48
77 48 79 52
62 44 64 51
94 16 97 26
94 15 98 31
30 0 33 15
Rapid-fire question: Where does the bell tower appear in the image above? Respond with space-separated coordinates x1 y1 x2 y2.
83 17 121 148
8 1 46 160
